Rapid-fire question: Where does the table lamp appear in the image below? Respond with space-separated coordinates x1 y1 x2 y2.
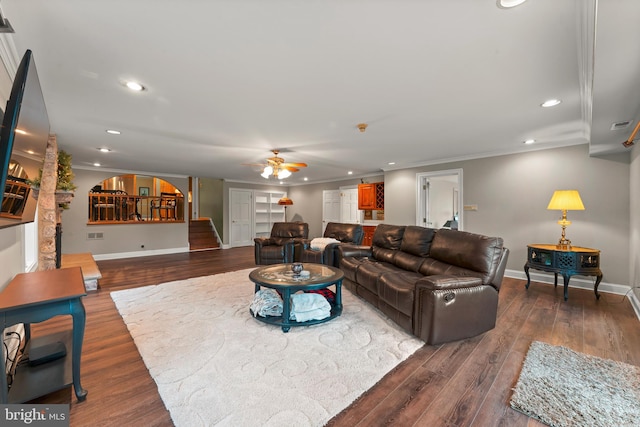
278 197 293 221
546 190 585 249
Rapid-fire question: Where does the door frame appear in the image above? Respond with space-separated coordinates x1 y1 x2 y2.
416 168 463 230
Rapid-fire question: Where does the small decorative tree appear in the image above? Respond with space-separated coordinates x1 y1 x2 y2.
29 149 77 192
29 149 76 209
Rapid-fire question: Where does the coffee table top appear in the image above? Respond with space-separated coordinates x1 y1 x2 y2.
249 263 343 289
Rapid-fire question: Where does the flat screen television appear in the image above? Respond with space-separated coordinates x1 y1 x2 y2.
0 49 50 229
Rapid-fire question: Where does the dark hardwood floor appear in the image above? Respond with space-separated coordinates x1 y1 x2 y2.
27 247 640 426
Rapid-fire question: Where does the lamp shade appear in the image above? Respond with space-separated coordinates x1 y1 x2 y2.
277 197 293 206
547 190 585 211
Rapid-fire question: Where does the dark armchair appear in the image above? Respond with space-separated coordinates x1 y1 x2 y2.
254 222 309 265
301 222 364 267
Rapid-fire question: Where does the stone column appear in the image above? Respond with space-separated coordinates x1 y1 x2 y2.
37 135 58 271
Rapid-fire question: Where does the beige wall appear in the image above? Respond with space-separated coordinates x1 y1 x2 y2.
198 178 224 240
61 168 190 257
384 144 630 285
283 143 631 285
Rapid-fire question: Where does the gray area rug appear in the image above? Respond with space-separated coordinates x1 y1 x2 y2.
111 268 423 427
510 341 640 427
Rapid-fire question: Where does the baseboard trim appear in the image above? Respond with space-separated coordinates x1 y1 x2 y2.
92 246 190 261
505 268 640 321
505 268 629 295
629 291 640 319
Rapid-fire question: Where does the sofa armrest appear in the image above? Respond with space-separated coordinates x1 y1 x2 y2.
413 275 498 345
416 275 483 291
254 237 275 247
337 244 372 258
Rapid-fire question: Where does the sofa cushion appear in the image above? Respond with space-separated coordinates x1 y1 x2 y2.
378 271 423 316
260 245 286 262
372 224 405 249
426 229 504 284
340 256 368 282
400 226 436 257
393 251 426 272
356 261 404 295
372 246 399 264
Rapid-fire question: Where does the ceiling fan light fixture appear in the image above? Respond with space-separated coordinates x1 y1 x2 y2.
357 123 368 133
261 166 273 178
277 169 292 179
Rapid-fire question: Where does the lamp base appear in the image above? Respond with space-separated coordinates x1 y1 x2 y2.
556 237 572 250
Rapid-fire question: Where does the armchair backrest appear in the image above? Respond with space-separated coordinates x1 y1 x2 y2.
270 222 309 244
323 222 364 245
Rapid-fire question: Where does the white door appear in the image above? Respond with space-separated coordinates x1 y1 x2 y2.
340 188 360 223
416 169 463 230
230 189 253 247
322 190 341 233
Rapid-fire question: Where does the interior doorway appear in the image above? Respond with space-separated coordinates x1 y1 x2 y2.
416 169 463 230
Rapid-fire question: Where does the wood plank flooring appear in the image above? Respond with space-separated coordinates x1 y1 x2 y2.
25 247 640 426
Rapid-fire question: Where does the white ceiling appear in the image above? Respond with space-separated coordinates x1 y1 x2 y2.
1 0 639 185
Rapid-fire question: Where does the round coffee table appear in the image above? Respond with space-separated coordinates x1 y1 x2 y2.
249 263 344 332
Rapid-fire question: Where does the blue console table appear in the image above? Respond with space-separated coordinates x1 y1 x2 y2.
524 243 603 301
0 267 88 403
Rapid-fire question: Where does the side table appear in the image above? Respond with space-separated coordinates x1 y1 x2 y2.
0 267 88 403
524 244 603 301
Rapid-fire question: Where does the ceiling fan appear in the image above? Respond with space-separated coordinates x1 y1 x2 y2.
244 150 308 179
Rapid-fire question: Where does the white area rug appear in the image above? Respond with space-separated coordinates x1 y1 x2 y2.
510 341 640 427
111 268 423 426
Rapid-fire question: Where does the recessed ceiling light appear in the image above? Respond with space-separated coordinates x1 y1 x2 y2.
125 81 145 91
303 177 308 181
347 171 353 175
524 139 535 144
98 147 111 152
93 163 101 167
497 0 527 8
388 162 396 165
541 99 561 108
106 129 121 135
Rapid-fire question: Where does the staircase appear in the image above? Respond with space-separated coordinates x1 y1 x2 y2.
189 218 220 250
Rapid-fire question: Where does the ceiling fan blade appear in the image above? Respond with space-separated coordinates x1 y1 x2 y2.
284 166 300 172
282 162 307 168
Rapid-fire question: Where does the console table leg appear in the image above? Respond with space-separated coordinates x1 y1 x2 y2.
71 299 88 401
594 274 603 300
562 274 570 301
524 265 531 289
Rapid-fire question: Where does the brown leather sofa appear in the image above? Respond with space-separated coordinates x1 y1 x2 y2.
254 222 309 265
337 224 509 345
301 222 364 267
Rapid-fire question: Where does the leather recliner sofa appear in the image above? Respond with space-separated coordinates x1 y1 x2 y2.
337 224 509 345
254 222 309 265
301 222 364 267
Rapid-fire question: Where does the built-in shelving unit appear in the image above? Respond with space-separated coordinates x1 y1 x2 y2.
254 191 286 238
